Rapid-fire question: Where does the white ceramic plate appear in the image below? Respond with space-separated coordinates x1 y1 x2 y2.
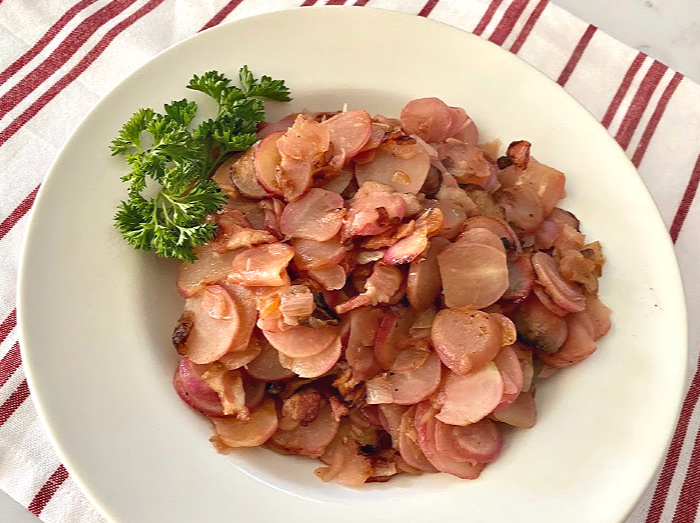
18 7 687 523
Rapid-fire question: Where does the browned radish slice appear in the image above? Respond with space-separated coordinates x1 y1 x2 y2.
258 115 295 139
308 265 346 291
177 246 239 298
585 294 612 340
270 400 339 457
399 405 438 472
491 313 517 346
427 197 466 239
492 390 536 428
278 336 342 378
390 351 442 405
445 106 469 139
218 334 262 370
407 237 450 311
218 282 257 353
263 325 338 358
435 364 504 426
322 109 372 163
431 309 501 375
318 169 353 194
539 312 597 368
228 243 294 287
373 307 416 369
253 131 286 197
243 375 266 409
217 148 269 199
531 252 586 313
493 345 524 408
512 342 535 393
498 184 546 233
513 294 568 353
183 285 239 364
460 216 520 251
378 404 409 448
383 208 443 266
400 97 453 143
173 357 223 416
438 242 508 309
292 237 346 271
245 337 295 382
503 253 534 303
355 141 430 194
280 188 345 241
211 398 278 448
366 352 442 406
532 284 569 317
456 227 505 252
499 159 565 216
346 308 384 381
414 401 484 479
435 418 502 463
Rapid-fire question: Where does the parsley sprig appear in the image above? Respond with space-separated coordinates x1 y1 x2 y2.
111 66 291 262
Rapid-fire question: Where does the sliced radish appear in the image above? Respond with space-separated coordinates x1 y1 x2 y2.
292 236 346 271
585 294 612 340
434 418 502 463
322 109 372 164
218 147 269 199
183 285 240 364
414 401 484 479
263 325 339 358
278 336 342 378
491 313 517 346
493 345 524 409
492 390 536 428
355 141 430 194
378 404 409 448
228 243 294 287
308 265 347 291
366 352 442 406
456 227 505 253
399 405 438 472
211 398 278 448
245 337 295 382
531 251 586 313
503 253 534 303
253 131 286 197
280 188 345 241
173 357 223 416
177 246 239 298
435 364 504 426
438 242 508 309
270 400 339 458
539 312 597 368
512 294 568 353
431 309 501 375
400 97 454 143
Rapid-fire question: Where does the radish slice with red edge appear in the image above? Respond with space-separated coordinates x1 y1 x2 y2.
435 364 504 426
211 398 278 448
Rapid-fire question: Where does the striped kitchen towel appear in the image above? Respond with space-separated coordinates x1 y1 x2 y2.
1 0 699 521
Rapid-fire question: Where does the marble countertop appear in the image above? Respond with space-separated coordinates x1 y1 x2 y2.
554 0 700 83
1 1 697 522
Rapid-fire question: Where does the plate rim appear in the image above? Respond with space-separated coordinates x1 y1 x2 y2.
17 6 689 522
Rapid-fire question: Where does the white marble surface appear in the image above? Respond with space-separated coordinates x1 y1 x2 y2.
554 0 700 83
1 1 697 522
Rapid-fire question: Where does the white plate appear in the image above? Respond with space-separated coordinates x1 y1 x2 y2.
18 7 687 523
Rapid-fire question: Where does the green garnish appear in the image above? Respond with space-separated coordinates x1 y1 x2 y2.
111 66 291 262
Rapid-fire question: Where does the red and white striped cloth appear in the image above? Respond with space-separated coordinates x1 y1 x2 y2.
0 0 699 521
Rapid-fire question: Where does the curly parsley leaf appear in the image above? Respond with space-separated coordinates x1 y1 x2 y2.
111 66 291 262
